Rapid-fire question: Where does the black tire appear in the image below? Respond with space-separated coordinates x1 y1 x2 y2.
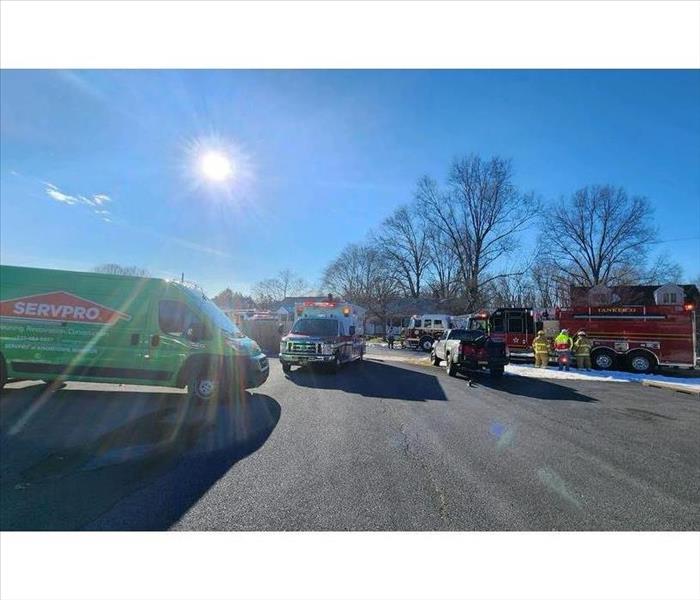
0 354 6 391
592 349 617 371
445 353 457 377
328 355 341 374
490 366 504 378
420 337 434 352
627 351 656 374
281 361 291 374
188 365 223 402
431 351 440 366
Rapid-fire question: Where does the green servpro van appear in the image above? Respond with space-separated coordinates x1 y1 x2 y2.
0 265 269 399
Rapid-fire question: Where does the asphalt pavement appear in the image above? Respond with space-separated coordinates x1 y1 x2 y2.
1 352 699 531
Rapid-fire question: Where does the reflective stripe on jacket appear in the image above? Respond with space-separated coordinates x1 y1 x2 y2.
554 334 572 351
532 337 550 353
574 339 592 355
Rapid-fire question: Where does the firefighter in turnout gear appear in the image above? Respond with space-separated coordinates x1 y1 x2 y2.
532 330 550 368
554 328 573 371
573 330 592 370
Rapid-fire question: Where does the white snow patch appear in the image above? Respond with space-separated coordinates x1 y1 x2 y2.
506 364 700 390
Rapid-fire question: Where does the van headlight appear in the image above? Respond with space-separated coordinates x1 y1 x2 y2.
225 338 261 355
321 343 334 355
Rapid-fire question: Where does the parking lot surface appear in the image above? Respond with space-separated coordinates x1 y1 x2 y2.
1 356 699 530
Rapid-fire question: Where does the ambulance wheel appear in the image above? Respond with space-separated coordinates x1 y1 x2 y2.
188 366 222 402
445 354 457 377
420 337 434 352
281 361 291 374
592 349 616 371
627 351 656 374
0 354 6 390
328 355 341 373
431 351 440 366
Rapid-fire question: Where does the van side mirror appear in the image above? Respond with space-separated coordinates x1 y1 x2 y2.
349 325 356 336
186 323 206 341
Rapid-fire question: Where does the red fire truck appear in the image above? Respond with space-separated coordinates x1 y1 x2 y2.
466 303 697 373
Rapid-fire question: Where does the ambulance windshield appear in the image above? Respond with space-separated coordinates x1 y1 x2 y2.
291 318 339 337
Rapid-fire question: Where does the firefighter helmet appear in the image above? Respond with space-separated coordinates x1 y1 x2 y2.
577 330 587 336
537 330 544 335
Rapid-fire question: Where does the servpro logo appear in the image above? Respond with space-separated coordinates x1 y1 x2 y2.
0 291 131 324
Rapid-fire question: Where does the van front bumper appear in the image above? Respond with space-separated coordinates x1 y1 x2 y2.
236 354 269 388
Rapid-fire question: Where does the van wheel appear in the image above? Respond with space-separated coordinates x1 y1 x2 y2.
627 351 656 374
592 349 616 371
490 366 504 378
281 361 291 374
188 367 222 402
431 351 440 366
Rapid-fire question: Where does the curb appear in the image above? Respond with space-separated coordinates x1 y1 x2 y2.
641 380 700 398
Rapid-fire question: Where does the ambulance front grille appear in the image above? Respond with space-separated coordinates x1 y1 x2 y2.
288 342 320 354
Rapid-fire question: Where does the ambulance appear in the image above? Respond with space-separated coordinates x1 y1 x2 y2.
279 299 365 373
0 265 269 399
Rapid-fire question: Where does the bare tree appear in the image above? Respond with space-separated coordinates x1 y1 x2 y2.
252 269 310 307
371 205 430 298
529 260 568 308
541 185 660 287
485 274 537 308
424 223 460 300
417 154 538 310
322 243 399 322
93 263 149 277
212 288 255 310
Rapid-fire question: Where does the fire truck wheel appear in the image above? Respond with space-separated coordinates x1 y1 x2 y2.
420 337 434 352
431 351 440 366
445 354 457 377
627 351 656 374
591 349 616 371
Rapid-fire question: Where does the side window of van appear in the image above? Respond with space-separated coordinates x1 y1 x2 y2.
159 300 201 336
424 319 432 328
434 319 442 326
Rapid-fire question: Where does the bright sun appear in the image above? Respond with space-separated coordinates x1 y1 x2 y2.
199 151 234 182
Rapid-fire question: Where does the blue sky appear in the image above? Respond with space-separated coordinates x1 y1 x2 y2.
1 70 699 295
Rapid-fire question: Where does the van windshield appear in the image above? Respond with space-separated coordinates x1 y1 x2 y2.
291 318 339 337
188 290 244 337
